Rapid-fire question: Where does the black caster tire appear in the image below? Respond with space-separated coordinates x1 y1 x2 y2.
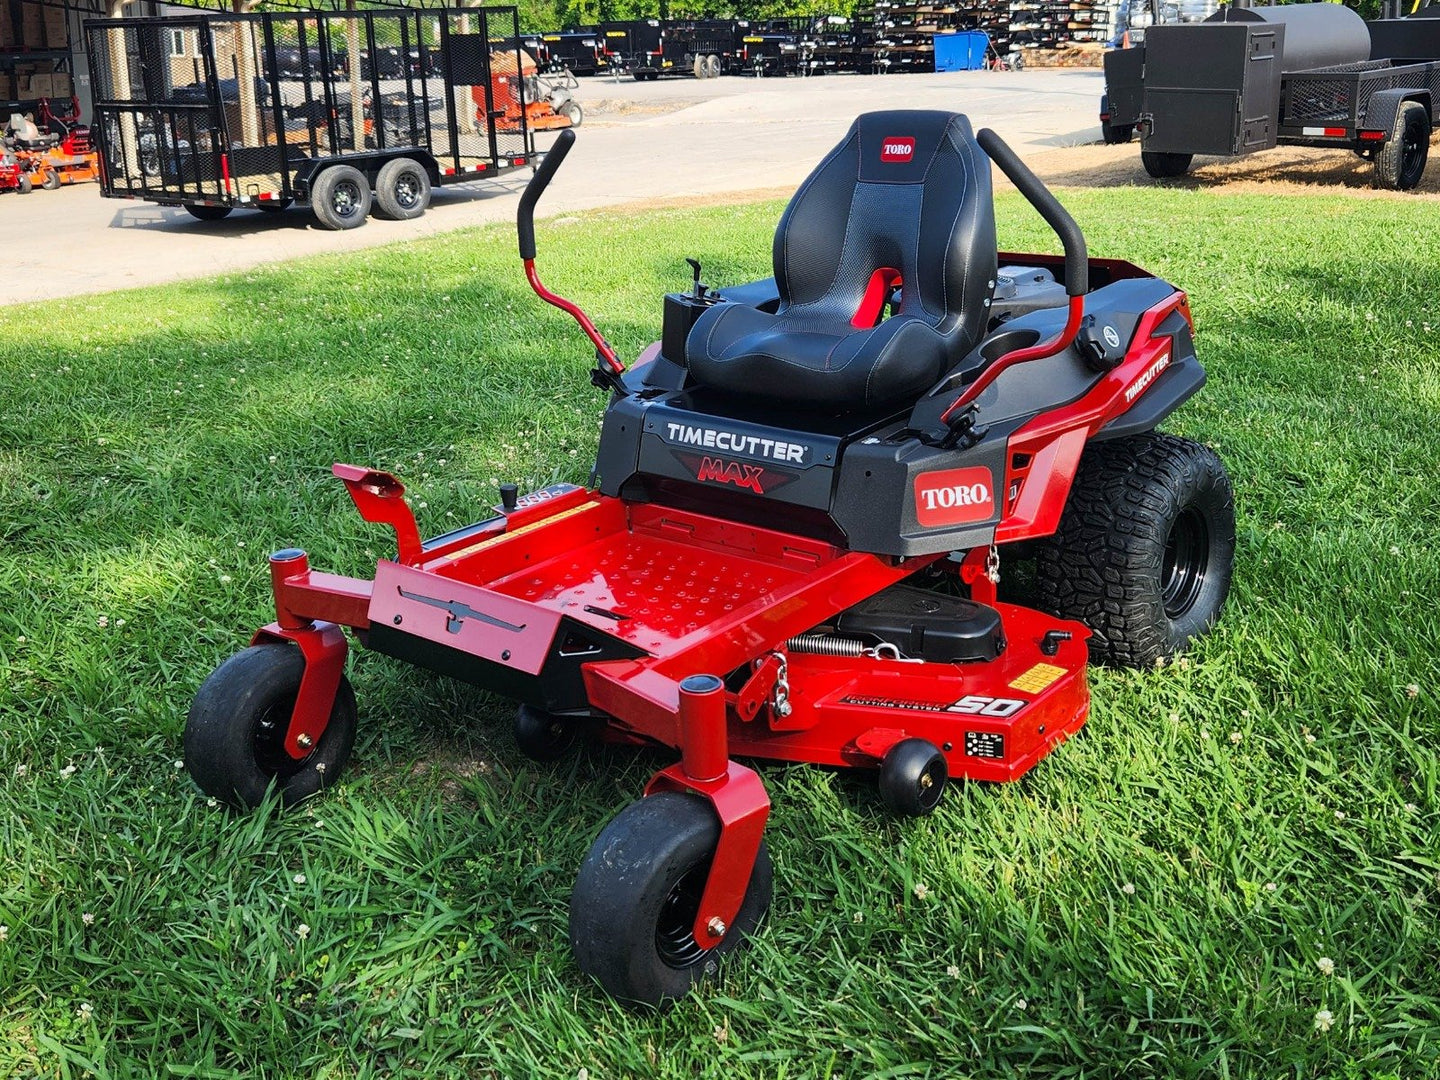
184 203 232 221
879 738 947 816
1033 432 1235 668
513 704 577 762
310 164 371 230
1141 150 1193 179
1374 100 1429 191
373 157 431 221
184 644 357 810
570 792 773 1008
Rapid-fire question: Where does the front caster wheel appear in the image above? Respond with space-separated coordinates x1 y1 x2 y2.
570 792 773 1008
879 738 947 816
184 644 356 810
513 703 577 761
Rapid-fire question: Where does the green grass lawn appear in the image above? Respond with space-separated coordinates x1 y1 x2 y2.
2 186 1438 1079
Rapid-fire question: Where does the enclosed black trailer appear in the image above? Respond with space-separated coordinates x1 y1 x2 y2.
88 6 538 228
1102 2 1439 190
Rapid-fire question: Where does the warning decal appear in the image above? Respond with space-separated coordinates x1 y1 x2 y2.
1009 663 1067 694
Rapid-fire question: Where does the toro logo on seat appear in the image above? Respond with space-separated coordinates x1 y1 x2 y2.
880 136 915 162
914 466 995 527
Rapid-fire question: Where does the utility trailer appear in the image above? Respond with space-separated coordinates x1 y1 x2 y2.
1102 2 1439 190
88 6 538 229
735 19 802 77
537 29 607 77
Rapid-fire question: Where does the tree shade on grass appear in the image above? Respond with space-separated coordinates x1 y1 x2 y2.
0 187 1437 1078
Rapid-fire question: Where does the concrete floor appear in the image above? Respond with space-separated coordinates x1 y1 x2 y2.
0 68 1104 304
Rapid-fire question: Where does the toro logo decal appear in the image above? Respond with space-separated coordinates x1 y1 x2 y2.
880 136 915 163
914 466 995 528
696 456 768 494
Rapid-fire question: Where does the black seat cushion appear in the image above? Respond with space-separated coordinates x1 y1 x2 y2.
686 110 997 412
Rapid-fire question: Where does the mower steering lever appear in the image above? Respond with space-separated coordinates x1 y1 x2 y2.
517 129 625 375
939 130 1090 428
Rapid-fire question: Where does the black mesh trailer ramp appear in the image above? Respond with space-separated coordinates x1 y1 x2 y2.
86 6 537 228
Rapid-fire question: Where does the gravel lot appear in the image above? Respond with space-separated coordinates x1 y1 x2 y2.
0 69 1104 303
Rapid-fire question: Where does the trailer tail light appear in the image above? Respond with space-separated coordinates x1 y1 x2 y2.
512 157 525 166
1359 129 1387 141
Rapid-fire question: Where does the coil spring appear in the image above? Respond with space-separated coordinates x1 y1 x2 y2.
786 633 867 657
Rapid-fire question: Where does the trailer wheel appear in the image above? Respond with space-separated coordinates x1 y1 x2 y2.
1101 120 1134 145
693 54 706 78
1374 101 1430 191
879 738 947 817
1033 432 1235 668
311 164 372 230
184 644 357 810
17 173 31 194
570 792 773 1008
705 54 722 79
374 157 431 221
1141 150 1193 179
561 101 583 126
184 203 232 221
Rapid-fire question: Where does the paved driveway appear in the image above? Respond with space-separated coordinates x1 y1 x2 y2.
1 68 1103 303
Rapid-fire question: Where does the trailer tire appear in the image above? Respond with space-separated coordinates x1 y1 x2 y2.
310 165 371 230
184 203 231 221
1101 120 1134 145
1374 100 1430 191
693 54 706 78
374 157 431 221
1032 432 1235 668
705 54 722 78
1141 150 1192 179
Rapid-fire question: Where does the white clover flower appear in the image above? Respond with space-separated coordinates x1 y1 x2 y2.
1015 998 1027 1011
1389 545 1401 557
1404 803 1419 814
114 618 125 628
1334 810 1345 821
173 760 184 770
1314 1009 1334 1032
1229 731 1242 745
1265 882 1278 893
852 911 864 924
219 575 232 584
946 964 961 979
1406 684 1420 699
59 764 77 779
1317 957 1335 976
14 764 26 777
81 912 95 926
296 923 311 940
97 615 109 628
293 874 307 885
1121 882 1136 896
206 797 218 809
912 883 929 900
1305 733 1317 745
77 1002 94 1020
0 925 8 942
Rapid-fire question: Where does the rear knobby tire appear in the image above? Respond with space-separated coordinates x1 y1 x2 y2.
184 203 232 221
1141 150 1192 179
1033 432 1235 668
185 644 357 809
374 157 431 221
1374 100 1430 191
310 164 372 230
570 792 773 1008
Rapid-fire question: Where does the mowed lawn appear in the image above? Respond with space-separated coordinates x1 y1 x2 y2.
1 184 1438 1079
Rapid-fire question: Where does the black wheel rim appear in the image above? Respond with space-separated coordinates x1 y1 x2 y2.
1161 507 1209 618
333 180 361 217
395 174 419 209
1402 114 1427 187
654 860 710 969
251 693 314 780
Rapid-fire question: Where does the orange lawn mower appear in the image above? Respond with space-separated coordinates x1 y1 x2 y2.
5 105 101 189
480 47 582 132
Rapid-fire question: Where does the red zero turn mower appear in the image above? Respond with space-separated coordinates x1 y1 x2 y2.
187 111 1236 1007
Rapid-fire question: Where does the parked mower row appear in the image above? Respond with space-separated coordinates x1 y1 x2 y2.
1 99 99 194
186 112 1236 1007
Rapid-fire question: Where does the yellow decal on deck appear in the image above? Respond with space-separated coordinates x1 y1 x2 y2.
1009 663 1067 694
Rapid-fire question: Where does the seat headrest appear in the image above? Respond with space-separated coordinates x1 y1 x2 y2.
849 110 979 185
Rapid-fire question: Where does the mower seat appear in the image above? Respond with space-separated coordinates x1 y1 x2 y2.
686 110 997 412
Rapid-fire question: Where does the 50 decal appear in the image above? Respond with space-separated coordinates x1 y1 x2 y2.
946 694 1026 718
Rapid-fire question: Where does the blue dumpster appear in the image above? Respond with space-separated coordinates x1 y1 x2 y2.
934 30 989 72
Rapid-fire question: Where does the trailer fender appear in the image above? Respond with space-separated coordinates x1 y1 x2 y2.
1361 88 1432 137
